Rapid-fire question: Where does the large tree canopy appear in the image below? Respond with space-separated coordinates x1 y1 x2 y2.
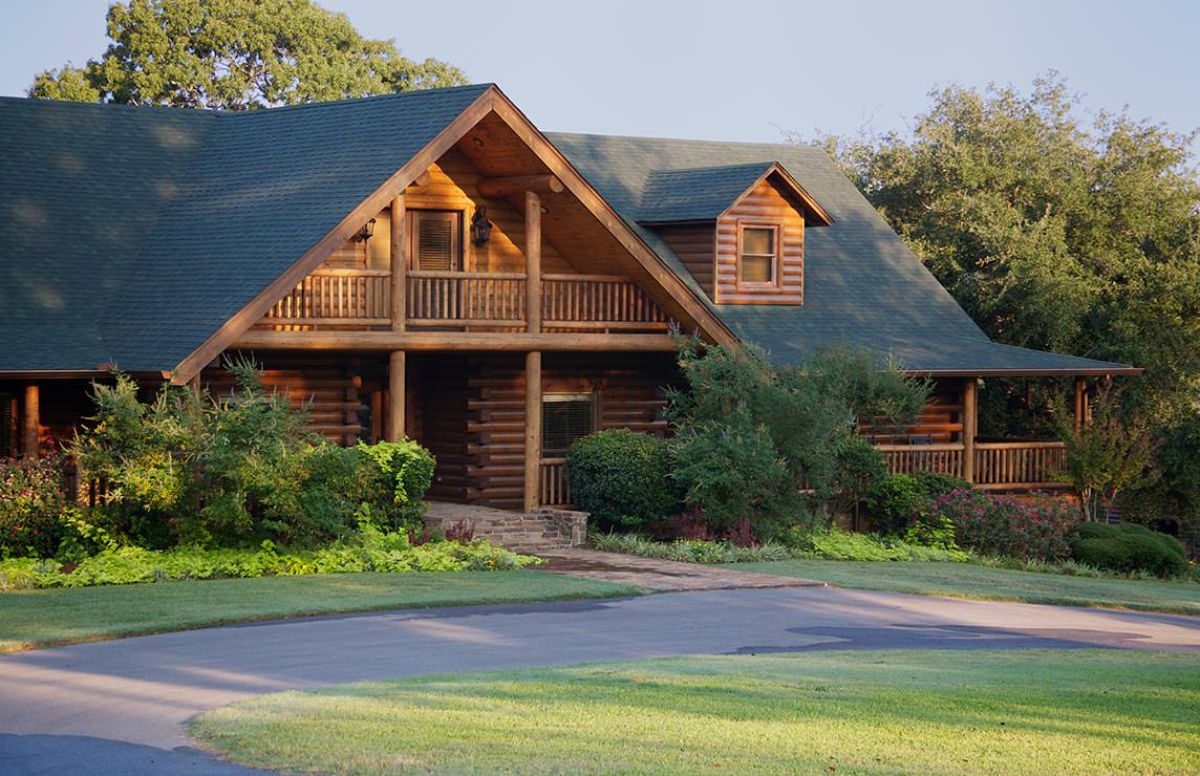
822 76 1200 427
29 0 467 109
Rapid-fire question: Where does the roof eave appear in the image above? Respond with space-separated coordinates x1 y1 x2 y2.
907 366 1144 378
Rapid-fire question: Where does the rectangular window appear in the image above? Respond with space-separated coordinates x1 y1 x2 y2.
411 210 461 271
739 224 778 285
542 392 595 456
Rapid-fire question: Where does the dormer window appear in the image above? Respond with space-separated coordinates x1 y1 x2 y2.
739 224 779 285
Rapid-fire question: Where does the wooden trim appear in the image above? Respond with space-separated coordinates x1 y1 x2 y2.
906 367 1142 378
22 384 38 459
388 351 405 441
734 220 782 290
485 91 737 349
524 350 542 512
233 330 678 351
477 174 564 197
259 317 393 327
166 88 497 385
717 163 834 227
391 195 406 331
962 378 977 484
526 190 541 334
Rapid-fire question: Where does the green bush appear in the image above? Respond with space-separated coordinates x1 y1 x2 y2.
565 430 679 532
780 527 969 562
0 525 538 590
1070 522 1189 578
355 439 436 529
865 472 972 535
933 490 1079 562
0 454 71 558
589 532 790 564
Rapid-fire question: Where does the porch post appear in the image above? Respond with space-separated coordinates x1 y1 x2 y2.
524 350 542 512
388 351 406 442
1073 376 1087 433
525 190 541 334
22 383 39 459
961 378 977 484
390 194 406 331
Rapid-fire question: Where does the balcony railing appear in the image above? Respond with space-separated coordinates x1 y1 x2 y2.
877 441 1068 489
973 441 1068 490
539 458 572 507
261 269 670 332
264 268 391 326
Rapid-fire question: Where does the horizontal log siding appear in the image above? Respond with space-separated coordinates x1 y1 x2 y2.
715 175 804 305
656 224 715 297
859 385 965 444
460 353 676 510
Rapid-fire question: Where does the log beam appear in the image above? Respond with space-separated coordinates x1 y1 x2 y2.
477 174 564 198
524 350 542 512
22 384 39 459
526 190 542 334
233 331 678 352
388 351 406 442
390 194 406 331
962 378 977 484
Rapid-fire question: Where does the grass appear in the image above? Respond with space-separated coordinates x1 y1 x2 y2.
736 559 1200 615
191 649 1200 775
0 570 640 653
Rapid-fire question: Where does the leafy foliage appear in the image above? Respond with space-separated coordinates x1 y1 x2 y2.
564 429 680 532
589 532 791 564
0 455 71 558
780 527 969 562
30 0 466 109
864 471 972 535
1069 522 1190 578
0 525 537 590
933 490 1080 562
665 337 928 536
69 360 433 549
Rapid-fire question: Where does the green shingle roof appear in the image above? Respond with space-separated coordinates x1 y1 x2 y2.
548 132 1135 375
0 84 491 372
0 87 1135 376
637 162 774 223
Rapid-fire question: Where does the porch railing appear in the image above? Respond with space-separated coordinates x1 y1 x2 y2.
877 443 965 479
543 274 670 331
406 270 527 327
973 441 1068 490
264 268 391 326
539 458 572 507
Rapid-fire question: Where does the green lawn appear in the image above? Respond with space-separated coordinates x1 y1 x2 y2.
192 649 1200 776
0 571 639 653
737 559 1200 615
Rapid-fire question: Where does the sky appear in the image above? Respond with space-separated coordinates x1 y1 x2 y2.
1 0 1198 146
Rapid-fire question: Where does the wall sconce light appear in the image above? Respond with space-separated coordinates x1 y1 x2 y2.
471 206 493 246
354 218 376 242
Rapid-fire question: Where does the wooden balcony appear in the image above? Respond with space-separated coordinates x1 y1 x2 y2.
260 269 670 333
877 440 1068 490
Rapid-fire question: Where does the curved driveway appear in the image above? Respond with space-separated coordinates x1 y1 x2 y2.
2 585 1199 775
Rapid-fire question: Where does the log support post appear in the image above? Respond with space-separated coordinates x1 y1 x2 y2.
1073 376 1088 433
525 190 541 334
22 383 39 459
962 378 977 484
524 350 542 512
388 351 406 442
391 194 407 331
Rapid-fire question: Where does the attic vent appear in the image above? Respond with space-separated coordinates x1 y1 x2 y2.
413 211 459 271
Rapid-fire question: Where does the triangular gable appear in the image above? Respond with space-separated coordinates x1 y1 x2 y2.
717 163 833 226
168 86 736 383
635 162 833 226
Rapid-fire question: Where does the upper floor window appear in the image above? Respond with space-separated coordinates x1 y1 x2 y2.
411 210 461 271
739 223 778 285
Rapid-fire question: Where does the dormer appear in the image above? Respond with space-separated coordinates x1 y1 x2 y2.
637 162 832 305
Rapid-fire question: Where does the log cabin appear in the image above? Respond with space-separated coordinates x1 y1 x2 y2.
0 83 1138 517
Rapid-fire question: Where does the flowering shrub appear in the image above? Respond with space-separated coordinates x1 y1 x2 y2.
0 454 70 558
932 489 1080 562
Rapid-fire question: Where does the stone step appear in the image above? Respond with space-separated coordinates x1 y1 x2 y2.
422 503 588 550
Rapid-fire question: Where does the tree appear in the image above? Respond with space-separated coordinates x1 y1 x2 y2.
817 74 1200 431
30 0 467 110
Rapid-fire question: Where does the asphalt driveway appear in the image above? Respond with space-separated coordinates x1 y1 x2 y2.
2 585 1199 775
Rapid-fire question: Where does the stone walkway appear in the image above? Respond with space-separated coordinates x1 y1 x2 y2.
531 547 824 591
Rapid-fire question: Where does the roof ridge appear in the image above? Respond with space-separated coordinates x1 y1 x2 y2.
546 130 825 152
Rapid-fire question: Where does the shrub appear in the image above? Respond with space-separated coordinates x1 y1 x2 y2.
589 532 790 564
0 454 70 558
779 527 969 562
355 439 436 529
1070 522 1189 578
0 526 539 590
565 429 679 532
912 471 971 501
864 474 926 534
933 490 1079 562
